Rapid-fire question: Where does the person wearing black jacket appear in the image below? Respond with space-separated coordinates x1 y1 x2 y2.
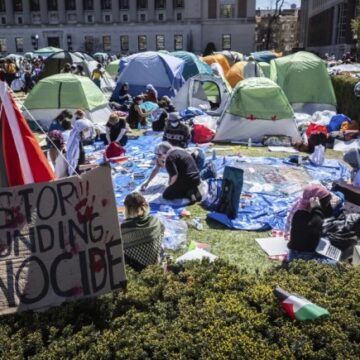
286 184 335 263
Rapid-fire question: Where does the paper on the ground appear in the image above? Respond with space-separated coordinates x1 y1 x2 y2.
255 237 289 256
176 249 218 263
268 146 299 153
333 138 360 152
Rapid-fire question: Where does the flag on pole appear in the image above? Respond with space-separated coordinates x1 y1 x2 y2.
0 78 55 187
274 286 330 321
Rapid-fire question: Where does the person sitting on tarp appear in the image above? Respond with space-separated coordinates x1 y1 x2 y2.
105 113 128 146
143 83 158 104
141 141 202 203
163 112 191 148
121 192 164 271
66 119 94 175
286 184 335 264
343 148 360 187
118 82 132 106
127 95 152 129
152 99 169 131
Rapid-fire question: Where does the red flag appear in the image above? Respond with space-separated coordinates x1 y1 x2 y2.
0 80 55 186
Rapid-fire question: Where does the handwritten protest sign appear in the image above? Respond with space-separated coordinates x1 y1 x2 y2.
0 165 126 315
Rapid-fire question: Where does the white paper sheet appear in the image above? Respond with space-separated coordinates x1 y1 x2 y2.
255 237 289 256
268 146 299 153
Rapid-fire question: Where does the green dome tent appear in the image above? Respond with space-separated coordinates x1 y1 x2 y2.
258 62 271 78
23 73 111 131
105 59 120 78
214 77 301 143
270 51 337 113
171 51 212 80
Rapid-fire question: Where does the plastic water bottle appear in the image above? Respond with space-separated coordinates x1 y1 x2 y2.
212 148 217 160
247 138 252 148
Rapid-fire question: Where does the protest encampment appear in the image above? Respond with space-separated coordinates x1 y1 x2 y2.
0 1 360 358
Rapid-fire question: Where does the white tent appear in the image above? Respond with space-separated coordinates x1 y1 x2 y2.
172 74 232 116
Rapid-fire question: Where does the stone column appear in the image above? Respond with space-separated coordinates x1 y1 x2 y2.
147 0 155 22
129 0 137 22
5 0 14 24
112 0 119 22
76 0 84 23
166 0 173 21
40 0 48 24
22 0 30 24
58 0 66 23
94 0 101 23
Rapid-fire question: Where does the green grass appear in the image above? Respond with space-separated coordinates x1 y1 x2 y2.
172 144 345 273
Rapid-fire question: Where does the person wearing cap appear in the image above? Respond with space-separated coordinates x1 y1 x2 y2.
127 95 152 129
143 84 158 103
163 112 191 148
141 141 202 203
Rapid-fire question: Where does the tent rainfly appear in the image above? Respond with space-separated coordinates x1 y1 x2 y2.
214 77 301 143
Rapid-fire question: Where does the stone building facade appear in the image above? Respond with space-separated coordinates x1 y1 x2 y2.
0 0 256 55
300 0 356 58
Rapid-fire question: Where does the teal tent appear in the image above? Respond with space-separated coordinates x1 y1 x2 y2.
171 51 212 80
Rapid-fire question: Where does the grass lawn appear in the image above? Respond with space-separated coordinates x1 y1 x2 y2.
174 144 345 273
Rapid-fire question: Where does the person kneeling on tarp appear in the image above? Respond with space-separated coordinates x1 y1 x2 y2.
286 184 335 264
121 192 165 271
141 142 202 203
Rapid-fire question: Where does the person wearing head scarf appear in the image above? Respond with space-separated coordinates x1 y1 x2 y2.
286 184 333 262
118 82 132 103
143 84 158 103
66 119 93 175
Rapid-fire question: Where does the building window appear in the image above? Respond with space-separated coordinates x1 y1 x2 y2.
101 0 111 10
65 0 76 10
137 0 147 10
222 34 231 50
87 14 94 22
208 0 217 18
103 35 111 51
84 36 94 53
122 14 128 21
30 0 40 11
104 14 111 22
155 0 166 9
140 13 146 21
174 34 183 50
0 0 5 12
138 35 147 51
176 12 182 20
0 38 7 52
156 35 165 50
119 0 129 10
1 17 5 24
83 0 94 10
17 16 22 24
158 13 164 21
174 0 184 8
220 4 234 18
47 0 58 11
120 35 129 51
15 37 23 52
13 0 22 12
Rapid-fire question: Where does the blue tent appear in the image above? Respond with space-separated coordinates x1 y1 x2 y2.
171 51 212 80
250 51 278 63
111 51 185 101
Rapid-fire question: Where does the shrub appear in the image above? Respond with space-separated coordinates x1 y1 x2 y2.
0 261 359 359
331 75 360 123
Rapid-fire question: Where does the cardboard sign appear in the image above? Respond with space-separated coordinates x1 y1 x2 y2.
0 165 126 315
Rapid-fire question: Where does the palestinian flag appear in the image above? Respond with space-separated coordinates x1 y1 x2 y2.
274 286 329 321
0 77 55 187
